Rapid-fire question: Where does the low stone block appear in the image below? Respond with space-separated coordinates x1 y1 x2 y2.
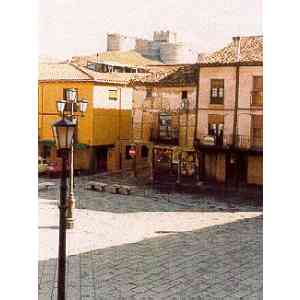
119 185 132 195
108 184 121 194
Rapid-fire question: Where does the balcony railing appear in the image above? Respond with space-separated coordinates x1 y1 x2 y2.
196 134 232 148
195 134 263 150
250 136 263 149
150 128 179 146
251 91 263 106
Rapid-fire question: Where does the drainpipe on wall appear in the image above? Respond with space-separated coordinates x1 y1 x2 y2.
232 36 241 188
232 36 241 147
194 64 201 181
194 64 200 142
118 87 122 170
185 99 189 146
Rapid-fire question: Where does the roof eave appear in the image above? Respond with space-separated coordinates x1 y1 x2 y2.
198 61 263 67
38 79 93 83
130 81 197 87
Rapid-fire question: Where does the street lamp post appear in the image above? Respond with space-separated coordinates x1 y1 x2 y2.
52 117 76 300
56 90 88 229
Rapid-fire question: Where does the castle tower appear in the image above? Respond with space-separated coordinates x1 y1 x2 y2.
107 33 135 51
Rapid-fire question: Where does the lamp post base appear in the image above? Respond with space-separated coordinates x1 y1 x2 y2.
66 194 75 230
65 218 74 230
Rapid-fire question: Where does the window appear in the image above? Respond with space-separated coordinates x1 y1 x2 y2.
108 90 118 101
251 76 263 106
87 63 96 71
208 114 224 146
159 113 172 127
141 145 149 158
159 113 172 139
181 90 188 99
210 79 224 104
43 145 51 158
125 145 133 160
146 88 153 97
63 88 79 112
251 115 263 148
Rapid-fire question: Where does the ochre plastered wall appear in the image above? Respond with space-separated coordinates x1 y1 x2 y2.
92 84 133 146
38 81 134 172
38 81 94 145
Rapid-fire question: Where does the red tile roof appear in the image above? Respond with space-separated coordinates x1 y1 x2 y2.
39 62 145 84
76 65 146 84
39 63 92 81
71 50 162 67
200 36 263 65
131 64 198 86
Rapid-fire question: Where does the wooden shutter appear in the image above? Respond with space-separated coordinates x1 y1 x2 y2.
211 79 224 88
208 114 224 124
252 115 263 129
252 115 263 147
253 76 263 91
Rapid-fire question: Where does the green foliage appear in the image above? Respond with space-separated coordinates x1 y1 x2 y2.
74 143 88 150
39 140 55 147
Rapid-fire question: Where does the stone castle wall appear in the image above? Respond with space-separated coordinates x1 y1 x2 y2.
107 31 197 64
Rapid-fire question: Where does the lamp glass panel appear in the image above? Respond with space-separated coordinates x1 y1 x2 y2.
52 126 60 149
56 100 66 113
57 126 68 149
79 100 88 113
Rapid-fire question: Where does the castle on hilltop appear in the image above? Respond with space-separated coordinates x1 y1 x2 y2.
107 31 198 64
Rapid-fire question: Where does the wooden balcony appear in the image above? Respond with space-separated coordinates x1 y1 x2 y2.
195 134 232 149
235 135 263 150
195 134 263 151
150 128 179 146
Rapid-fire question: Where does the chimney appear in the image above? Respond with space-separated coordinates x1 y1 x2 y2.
232 36 241 62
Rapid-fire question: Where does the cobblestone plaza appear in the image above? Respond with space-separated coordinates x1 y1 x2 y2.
39 175 262 299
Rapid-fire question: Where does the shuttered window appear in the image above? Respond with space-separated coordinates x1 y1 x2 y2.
252 115 263 147
210 79 224 104
251 76 263 106
208 114 224 124
253 76 263 90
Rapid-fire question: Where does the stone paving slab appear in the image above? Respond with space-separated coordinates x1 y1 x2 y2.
39 217 262 299
39 175 262 299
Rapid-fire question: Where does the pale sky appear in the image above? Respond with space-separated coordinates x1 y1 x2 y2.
39 0 262 59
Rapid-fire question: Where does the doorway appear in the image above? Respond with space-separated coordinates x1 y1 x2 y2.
226 153 248 186
225 153 237 185
238 154 248 185
95 147 108 172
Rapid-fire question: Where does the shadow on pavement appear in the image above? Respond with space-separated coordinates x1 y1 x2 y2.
39 215 263 300
39 226 59 230
38 175 262 214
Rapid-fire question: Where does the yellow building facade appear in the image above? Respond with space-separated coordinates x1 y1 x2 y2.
38 63 136 174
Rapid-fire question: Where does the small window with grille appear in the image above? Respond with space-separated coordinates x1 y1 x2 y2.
108 90 118 101
181 90 188 99
146 88 153 97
